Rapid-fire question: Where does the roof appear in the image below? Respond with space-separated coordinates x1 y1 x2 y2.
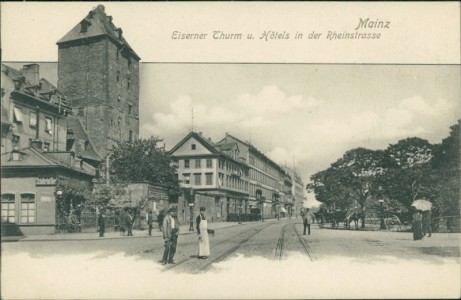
1 63 70 112
168 131 220 156
66 117 102 161
1 147 96 177
169 131 249 168
57 5 140 60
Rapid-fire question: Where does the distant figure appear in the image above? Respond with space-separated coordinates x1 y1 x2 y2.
158 212 165 232
412 208 423 240
127 210 134 236
98 210 105 238
121 208 133 236
302 208 314 235
161 208 180 265
422 210 432 237
196 207 210 259
147 210 154 236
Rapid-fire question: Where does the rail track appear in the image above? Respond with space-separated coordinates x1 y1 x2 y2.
273 222 316 261
162 222 275 273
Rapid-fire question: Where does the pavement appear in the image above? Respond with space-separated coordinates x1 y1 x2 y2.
2 221 254 242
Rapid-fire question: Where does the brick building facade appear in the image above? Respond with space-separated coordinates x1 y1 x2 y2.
57 5 140 158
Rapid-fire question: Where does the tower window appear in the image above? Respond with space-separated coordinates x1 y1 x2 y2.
116 71 120 82
13 107 23 123
129 130 133 142
128 104 132 115
127 76 131 89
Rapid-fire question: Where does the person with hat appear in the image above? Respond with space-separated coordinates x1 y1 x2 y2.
196 207 210 259
302 208 314 235
161 208 180 265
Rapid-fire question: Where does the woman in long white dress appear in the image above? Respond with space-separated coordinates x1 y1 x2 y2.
196 207 210 259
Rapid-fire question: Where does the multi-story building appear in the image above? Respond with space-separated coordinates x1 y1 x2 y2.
283 167 305 217
218 133 287 219
1 63 97 235
57 4 141 158
1 64 69 154
169 132 249 222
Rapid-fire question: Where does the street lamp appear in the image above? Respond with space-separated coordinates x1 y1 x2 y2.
188 189 195 231
256 190 263 222
379 199 386 230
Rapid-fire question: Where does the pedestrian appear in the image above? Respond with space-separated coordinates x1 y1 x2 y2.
303 208 314 235
161 208 180 265
147 210 154 236
158 211 164 232
422 210 432 237
412 207 423 240
98 209 105 238
196 207 210 259
127 209 134 236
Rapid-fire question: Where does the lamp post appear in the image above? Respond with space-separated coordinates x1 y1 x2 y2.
238 205 242 224
379 199 386 230
189 189 195 231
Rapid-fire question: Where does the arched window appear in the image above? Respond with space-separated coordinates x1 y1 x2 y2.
20 193 35 223
1 193 16 223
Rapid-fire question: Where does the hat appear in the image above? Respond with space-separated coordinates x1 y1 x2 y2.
200 207 206 212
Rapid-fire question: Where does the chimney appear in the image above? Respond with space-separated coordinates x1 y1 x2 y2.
30 139 43 150
22 64 40 87
115 28 123 39
97 4 105 12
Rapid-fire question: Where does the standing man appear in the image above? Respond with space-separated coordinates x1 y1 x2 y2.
98 209 105 238
196 207 210 259
161 208 180 265
303 208 314 235
147 210 154 236
158 211 165 232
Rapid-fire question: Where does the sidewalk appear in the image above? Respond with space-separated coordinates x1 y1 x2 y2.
3 221 251 242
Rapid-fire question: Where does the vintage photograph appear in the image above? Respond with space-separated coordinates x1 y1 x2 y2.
1 2 460 299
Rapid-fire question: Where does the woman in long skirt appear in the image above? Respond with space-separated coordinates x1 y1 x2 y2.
196 207 210 259
412 208 423 240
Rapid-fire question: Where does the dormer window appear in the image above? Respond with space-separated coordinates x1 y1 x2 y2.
13 107 23 123
80 20 91 33
191 144 196 150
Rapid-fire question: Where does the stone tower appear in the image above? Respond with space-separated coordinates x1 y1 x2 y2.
57 5 140 158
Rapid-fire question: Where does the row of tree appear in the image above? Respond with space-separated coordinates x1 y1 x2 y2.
307 121 460 228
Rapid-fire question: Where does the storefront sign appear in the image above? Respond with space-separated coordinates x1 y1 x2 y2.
35 177 57 186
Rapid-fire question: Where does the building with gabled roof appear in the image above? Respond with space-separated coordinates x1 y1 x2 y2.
169 131 250 223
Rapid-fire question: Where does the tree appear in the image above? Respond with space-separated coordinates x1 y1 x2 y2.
331 148 386 228
381 138 437 210
109 137 180 201
431 121 460 216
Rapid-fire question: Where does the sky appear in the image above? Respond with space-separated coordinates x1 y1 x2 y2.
2 2 460 186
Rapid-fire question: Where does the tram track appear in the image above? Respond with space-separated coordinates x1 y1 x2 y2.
162 222 275 273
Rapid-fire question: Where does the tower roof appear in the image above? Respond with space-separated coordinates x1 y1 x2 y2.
57 5 140 60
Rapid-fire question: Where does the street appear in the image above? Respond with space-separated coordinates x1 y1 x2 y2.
2 218 460 299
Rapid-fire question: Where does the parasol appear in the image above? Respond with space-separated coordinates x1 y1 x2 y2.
411 199 432 211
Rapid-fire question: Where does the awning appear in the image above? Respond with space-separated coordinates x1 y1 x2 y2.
280 207 287 213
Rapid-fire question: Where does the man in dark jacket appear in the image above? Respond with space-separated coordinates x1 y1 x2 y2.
161 208 180 265
147 210 154 236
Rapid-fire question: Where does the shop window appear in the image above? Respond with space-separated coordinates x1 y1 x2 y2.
29 111 37 127
13 107 23 123
20 193 35 223
1 193 16 223
184 159 190 168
